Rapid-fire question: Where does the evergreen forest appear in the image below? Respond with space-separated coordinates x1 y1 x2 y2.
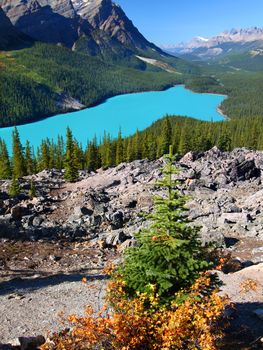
2 114 263 182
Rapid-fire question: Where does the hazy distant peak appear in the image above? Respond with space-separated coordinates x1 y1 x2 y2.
167 27 263 52
196 36 209 42
163 26 263 62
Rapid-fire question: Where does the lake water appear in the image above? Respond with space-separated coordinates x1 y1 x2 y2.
0 85 226 151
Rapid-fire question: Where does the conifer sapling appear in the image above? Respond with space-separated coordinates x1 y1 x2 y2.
120 145 212 304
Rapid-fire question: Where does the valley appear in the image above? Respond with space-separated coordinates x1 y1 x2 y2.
0 85 226 151
0 0 263 349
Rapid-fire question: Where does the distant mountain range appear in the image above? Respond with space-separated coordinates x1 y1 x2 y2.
165 27 263 62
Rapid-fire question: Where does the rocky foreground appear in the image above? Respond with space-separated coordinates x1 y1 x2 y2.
0 147 263 348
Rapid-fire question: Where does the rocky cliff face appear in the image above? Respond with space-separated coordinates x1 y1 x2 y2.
0 0 164 56
0 0 91 47
0 7 31 49
72 0 160 51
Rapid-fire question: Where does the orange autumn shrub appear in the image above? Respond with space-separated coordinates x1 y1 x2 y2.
41 275 228 350
41 154 229 350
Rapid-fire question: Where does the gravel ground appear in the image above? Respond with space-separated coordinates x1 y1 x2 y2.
1 265 262 345
0 272 107 343
219 263 263 342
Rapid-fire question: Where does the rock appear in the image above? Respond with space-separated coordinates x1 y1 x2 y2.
253 309 263 321
104 230 130 247
49 255 61 262
74 206 93 218
118 238 137 252
11 206 30 220
229 159 260 182
109 211 124 229
224 205 242 213
137 193 153 209
199 227 225 247
20 335 45 350
1 147 263 257
32 216 44 227
218 213 250 225
7 335 45 350
222 258 244 273
179 151 196 164
224 237 239 248
205 146 222 158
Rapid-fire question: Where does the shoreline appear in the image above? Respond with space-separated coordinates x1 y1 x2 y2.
0 83 176 130
0 83 229 130
217 105 230 121
183 84 228 99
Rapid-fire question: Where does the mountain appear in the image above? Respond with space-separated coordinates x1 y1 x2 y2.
166 27 263 63
72 0 161 51
0 7 32 50
0 0 172 64
0 0 91 48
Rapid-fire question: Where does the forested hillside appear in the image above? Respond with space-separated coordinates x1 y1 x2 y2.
0 43 184 127
185 65 263 120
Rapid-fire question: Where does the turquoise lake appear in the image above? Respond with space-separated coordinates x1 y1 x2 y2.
0 85 226 151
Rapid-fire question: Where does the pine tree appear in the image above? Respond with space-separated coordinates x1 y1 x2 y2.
100 132 112 168
48 142 55 169
12 127 25 178
25 140 35 175
86 138 100 171
157 117 172 157
148 133 157 161
64 128 79 182
9 176 21 197
55 135 65 170
120 146 212 304
141 132 149 159
29 180 36 199
40 140 50 169
126 137 134 162
217 132 232 151
178 127 191 155
132 129 142 160
115 130 124 164
74 141 85 170
0 139 11 179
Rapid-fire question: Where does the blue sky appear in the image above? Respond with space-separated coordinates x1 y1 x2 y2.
117 0 263 45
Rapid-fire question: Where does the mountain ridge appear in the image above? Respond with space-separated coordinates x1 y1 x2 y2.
165 27 263 63
167 27 263 52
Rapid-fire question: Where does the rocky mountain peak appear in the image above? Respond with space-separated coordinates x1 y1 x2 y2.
71 0 157 50
0 0 162 54
0 0 90 47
